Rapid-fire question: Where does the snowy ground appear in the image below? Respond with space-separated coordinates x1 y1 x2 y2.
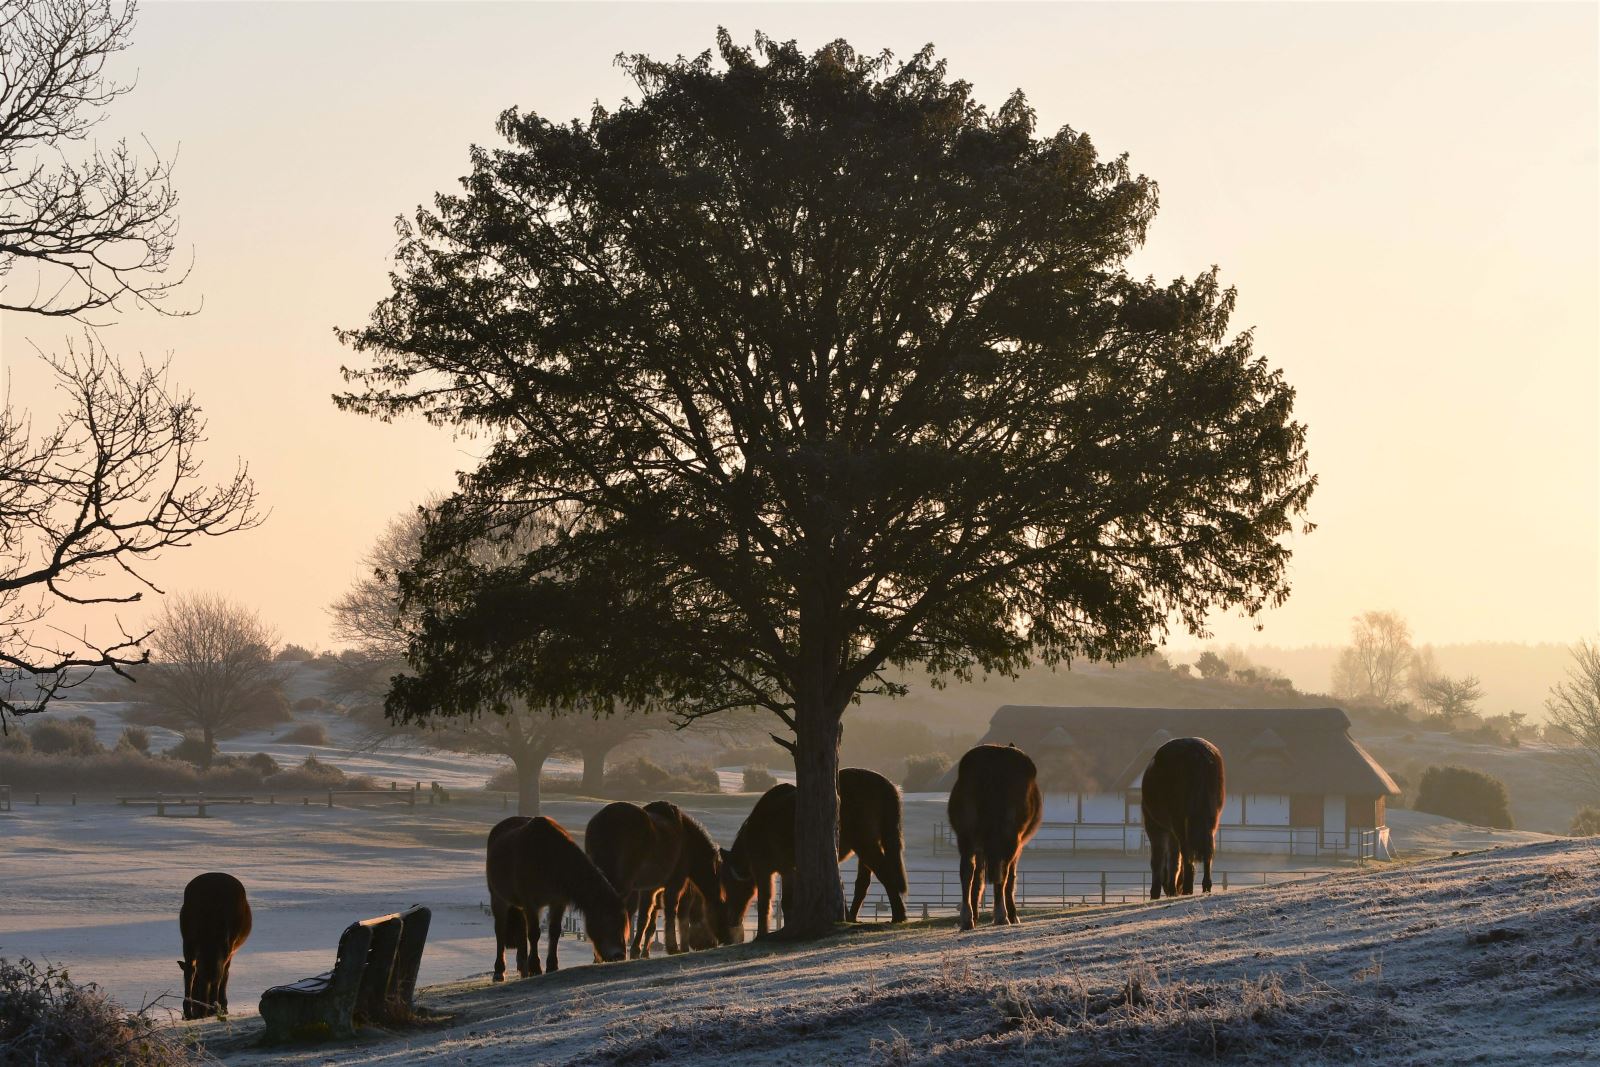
0 786 1549 1028
188 837 1599 1066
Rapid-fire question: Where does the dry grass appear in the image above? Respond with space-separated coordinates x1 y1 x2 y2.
587 960 1407 1066
0 957 203 1066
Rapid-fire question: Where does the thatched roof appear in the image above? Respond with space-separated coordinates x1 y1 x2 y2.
940 706 1399 796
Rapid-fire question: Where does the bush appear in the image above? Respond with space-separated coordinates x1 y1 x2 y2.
1413 765 1513 829
902 753 952 792
1570 807 1600 837
117 726 151 753
1 728 31 754
291 696 326 712
234 687 293 732
263 755 371 792
713 742 786 768
603 758 721 799
742 765 778 793
27 718 102 757
0 956 198 1066
165 734 215 767
278 722 328 745
243 752 280 777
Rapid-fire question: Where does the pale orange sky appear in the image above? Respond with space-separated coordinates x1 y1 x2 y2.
3 2 1596 654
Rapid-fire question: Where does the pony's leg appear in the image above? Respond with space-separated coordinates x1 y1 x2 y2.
491 899 508 981
529 907 546 976
990 862 1009 928
1004 857 1021 925
219 958 232 1015
848 861 873 922
545 902 565 973
756 874 773 936
1149 832 1170 900
628 893 650 959
1201 837 1215 893
778 873 795 928
958 851 977 930
663 882 684 954
1180 854 1196 896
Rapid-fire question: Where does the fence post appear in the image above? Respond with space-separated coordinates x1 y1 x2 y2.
71 793 76 806
197 793 207 818
1100 870 1107 904
34 792 40 805
327 791 334 809
1221 870 1229 890
156 793 165 817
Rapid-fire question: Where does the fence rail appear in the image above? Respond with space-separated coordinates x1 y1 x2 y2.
552 863 1338 940
932 820 1378 859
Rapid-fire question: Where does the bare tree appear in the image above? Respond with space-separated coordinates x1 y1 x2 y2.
1545 639 1600 802
0 346 260 724
1 0 186 318
137 592 280 767
1414 674 1484 723
1331 610 1414 707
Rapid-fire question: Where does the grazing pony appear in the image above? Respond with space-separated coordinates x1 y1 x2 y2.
584 800 738 957
947 744 1043 930
177 872 252 1019
725 767 909 935
1140 736 1225 899
485 815 629 980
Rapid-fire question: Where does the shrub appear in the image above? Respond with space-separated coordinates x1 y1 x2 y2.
1413 765 1513 829
291 696 326 712
27 718 102 757
742 765 778 793
902 753 952 792
263 755 371 792
0 729 31 755
278 722 328 745
1570 807 1600 837
604 758 721 799
166 734 215 767
713 742 786 767
117 726 151 753
0 956 199 1066
244 752 280 777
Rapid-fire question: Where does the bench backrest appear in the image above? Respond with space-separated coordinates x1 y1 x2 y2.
353 914 403 1020
330 921 375 994
391 906 432 1009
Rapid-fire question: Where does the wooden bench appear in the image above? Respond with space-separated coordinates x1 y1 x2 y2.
258 906 431 1043
115 793 256 817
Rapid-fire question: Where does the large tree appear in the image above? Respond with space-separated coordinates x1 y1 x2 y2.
1545 639 1600 802
338 34 1314 936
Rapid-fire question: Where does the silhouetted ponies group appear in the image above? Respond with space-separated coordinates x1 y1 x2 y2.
171 737 1228 1018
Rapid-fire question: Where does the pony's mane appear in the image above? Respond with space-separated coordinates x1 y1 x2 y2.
538 819 625 919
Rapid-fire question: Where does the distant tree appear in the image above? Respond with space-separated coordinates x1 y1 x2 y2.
275 644 316 662
1544 639 1600 803
330 504 656 814
742 765 779 793
1332 611 1414 707
339 34 1314 936
137 593 281 768
1413 674 1484 723
902 753 952 792
1413 765 1513 829
1195 651 1231 680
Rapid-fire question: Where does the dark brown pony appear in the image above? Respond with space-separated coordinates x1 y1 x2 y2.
485 815 629 980
177 872 252 1019
947 744 1043 930
584 800 737 957
725 767 909 935
1140 736 1225 899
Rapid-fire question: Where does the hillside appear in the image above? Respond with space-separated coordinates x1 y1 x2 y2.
207 839 1599 1065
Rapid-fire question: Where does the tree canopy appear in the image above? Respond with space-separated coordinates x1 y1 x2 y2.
338 32 1314 934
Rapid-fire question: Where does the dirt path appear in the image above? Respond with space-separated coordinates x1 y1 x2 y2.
203 838 1599 1066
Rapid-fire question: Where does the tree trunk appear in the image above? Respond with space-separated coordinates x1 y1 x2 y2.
201 725 215 771
580 745 609 796
785 700 845 938
514 749 550 817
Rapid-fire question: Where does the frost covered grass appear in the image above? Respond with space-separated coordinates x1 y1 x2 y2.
0 957 202 1066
